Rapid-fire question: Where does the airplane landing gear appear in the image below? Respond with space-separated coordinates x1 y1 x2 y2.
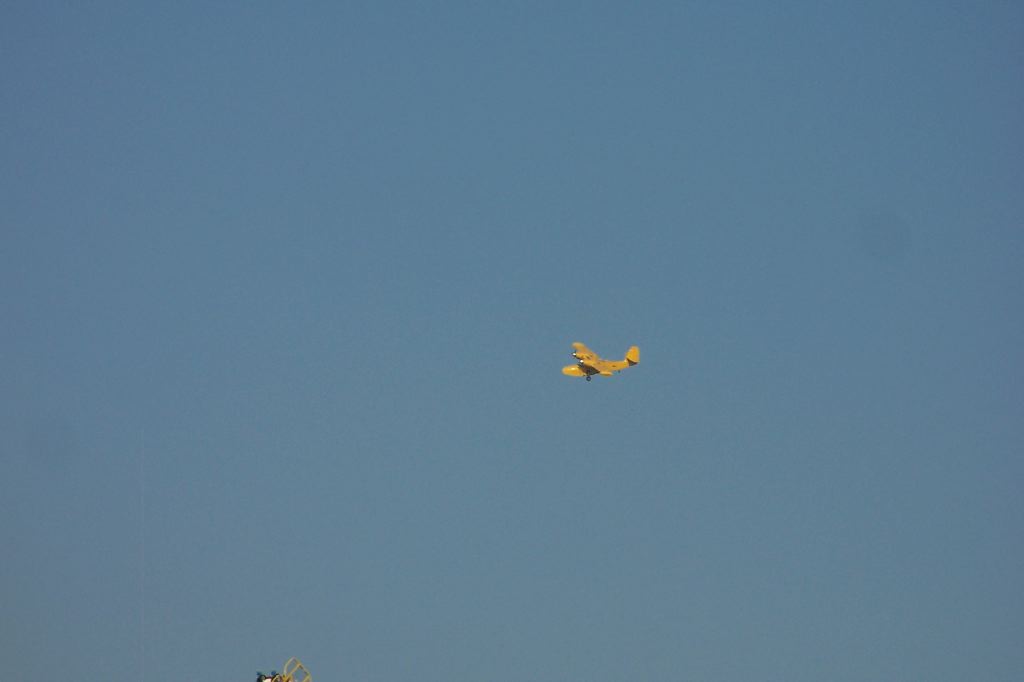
585 375 592 382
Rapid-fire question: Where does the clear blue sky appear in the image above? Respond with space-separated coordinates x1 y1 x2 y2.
2 3 1022 680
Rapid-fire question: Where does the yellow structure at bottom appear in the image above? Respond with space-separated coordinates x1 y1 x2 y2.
260 658 311 682
281 658 312 682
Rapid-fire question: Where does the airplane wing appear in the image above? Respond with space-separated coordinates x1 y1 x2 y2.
571 342 596 362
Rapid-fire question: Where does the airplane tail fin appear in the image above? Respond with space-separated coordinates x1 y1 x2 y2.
625 346 640 366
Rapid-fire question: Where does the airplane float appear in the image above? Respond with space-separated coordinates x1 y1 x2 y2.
562 342 640 381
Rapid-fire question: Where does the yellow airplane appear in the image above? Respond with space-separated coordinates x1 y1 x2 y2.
562 342 640 381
